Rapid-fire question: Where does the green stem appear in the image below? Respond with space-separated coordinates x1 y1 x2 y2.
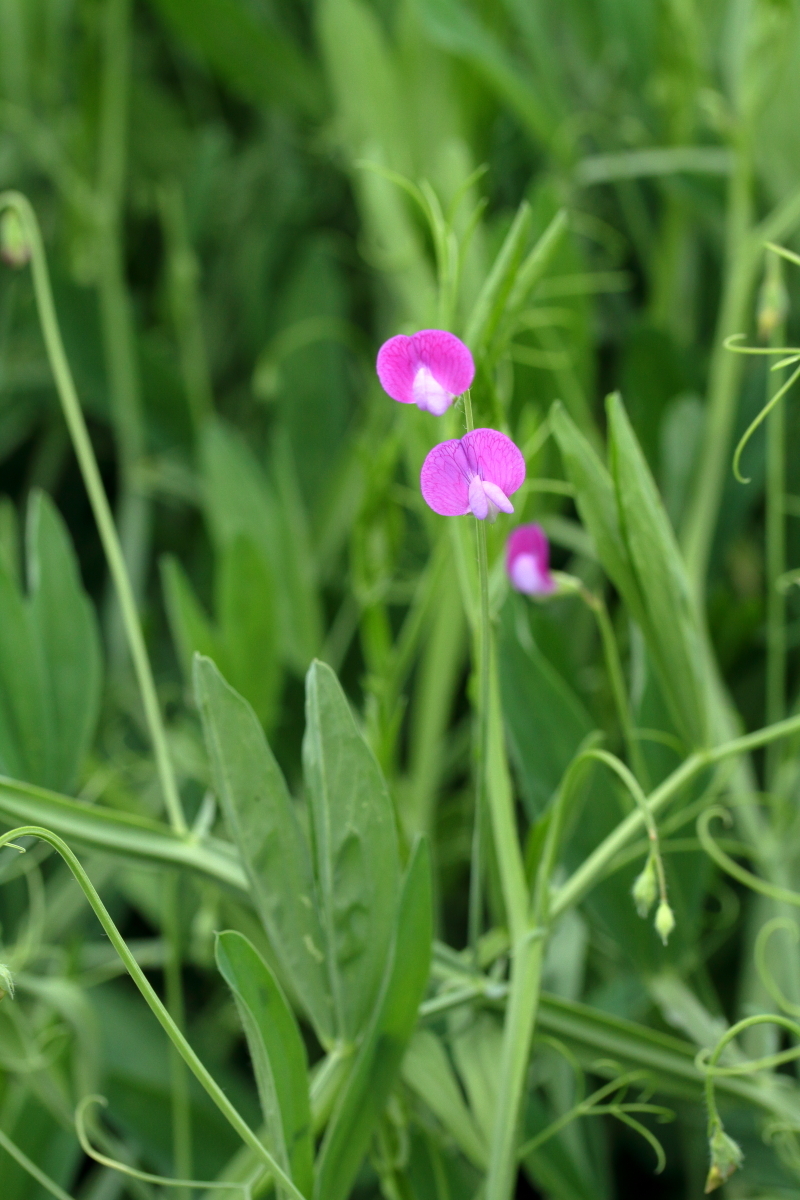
682 139 755 599
96 0 151 665
551 703 800 920
765 322 787 788
468 515 491 952
0 826 306 1200
163 872 193 1198
484 931 545 1200
0 1128 75 1200
0 191 186 835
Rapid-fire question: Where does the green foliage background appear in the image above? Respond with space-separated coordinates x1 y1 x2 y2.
3 0 800 1196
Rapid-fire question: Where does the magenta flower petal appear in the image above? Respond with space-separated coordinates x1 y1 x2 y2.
420 439 472 515
462 429 526 499
420 428 525 520
506 524 556 595
376 329 474 414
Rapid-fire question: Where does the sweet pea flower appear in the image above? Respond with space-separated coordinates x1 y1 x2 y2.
420 428 525 521
377 329 474 416
505 523 556 595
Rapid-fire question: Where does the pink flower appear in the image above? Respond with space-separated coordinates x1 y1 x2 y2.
377 330 474 416
420 429 525 521
505 524 556 595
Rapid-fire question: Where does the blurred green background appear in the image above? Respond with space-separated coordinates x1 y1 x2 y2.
4 0 800 1196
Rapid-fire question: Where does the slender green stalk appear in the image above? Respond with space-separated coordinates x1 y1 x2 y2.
468 515 491 951
96 0 151 663
0 191 186 835
682 141 755 598
163 873 193 1199
0 1128 75 1200
463 388 485 950
462 386 528 948
0 826 305 1200
484 931 546 1200
763 262 788 787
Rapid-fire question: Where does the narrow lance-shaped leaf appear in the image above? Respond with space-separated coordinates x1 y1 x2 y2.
216 931 314 1199
550 401 645 624
302 659 400 1042
465 199 531 356
607 394 708 747
313 837 433 1200
195 656 334 1042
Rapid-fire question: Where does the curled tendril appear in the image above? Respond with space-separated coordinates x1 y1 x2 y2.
697 1012 800 1152
724 332 800 483
76 1096 255 1196
697 808 800 907
755 918 800 1019
516 1070 673 1174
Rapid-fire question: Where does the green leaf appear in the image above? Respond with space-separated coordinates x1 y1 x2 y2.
217 536 280 732
161 554 219 679
0 493 101 793
402 1029 487 1169
303 660 401 1041
464 200 532 356
27 491 102 793
202 419 321 674
606 394 708 747
146 0 324 117
413 0 553 144
163 537 281 731
194 655 334 1041
550 402 644 624
0 558 46 783
313 838 433 1200
216 931 314 1198
498 597 593 819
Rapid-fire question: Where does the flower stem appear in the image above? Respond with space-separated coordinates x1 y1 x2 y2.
0 191 187 836
468 515 491 952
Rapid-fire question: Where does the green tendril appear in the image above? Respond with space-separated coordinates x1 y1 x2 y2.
76 1096 254 1195
731 360 800 483
755 917 800 1019
698 808 800 907
516 1070 673 1173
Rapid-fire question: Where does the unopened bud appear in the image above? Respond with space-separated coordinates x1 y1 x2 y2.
757 252 789 341
704 1124 743 1193
654 900 675 945
0 209 31 269
632 855 658 918
0 963 14 1000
